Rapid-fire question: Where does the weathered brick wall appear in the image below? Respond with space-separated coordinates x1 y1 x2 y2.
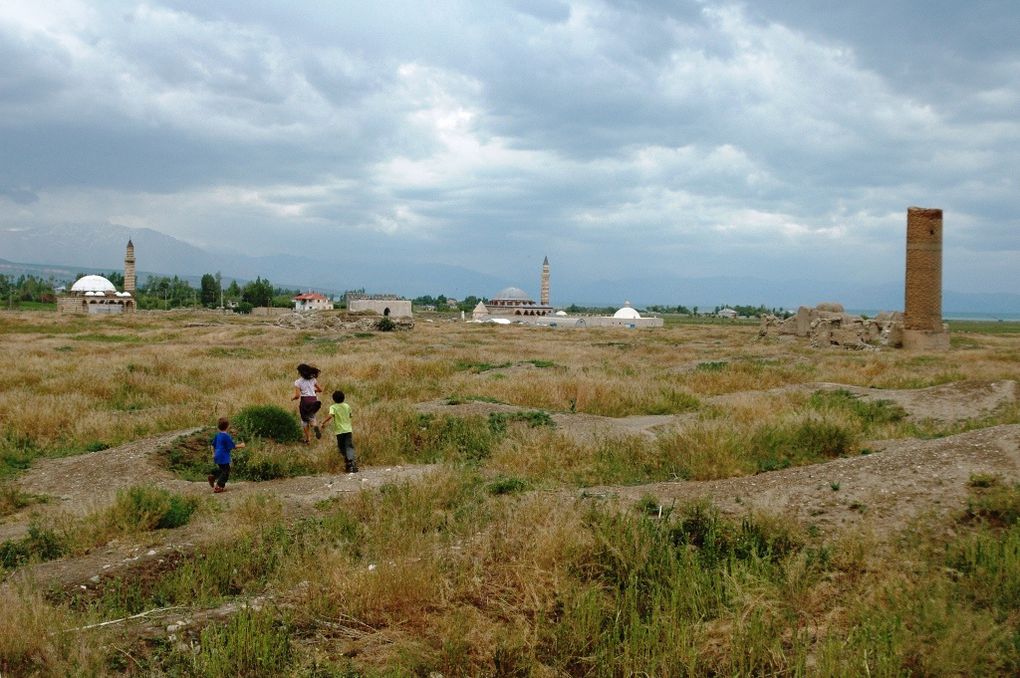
904 207 943 331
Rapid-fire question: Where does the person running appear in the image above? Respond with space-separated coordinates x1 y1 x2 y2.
291 363 323 444
209 417 245 493
320 390 358 473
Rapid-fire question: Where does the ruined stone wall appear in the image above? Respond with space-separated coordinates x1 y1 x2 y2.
348 299 413 318
904 207 943 331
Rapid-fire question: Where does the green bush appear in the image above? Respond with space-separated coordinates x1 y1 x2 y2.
108 486 198 531
233 405 303 443
376 316 397 332
192 608 293 677
0 523 67 569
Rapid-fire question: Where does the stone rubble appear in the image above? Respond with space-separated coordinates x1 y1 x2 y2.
759 303 904 350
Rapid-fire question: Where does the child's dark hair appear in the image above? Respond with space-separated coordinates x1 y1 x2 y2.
217 417 229 431
332 390 345 403
297 363 320 380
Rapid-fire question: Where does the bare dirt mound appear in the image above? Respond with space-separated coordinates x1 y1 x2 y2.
581 424 1020 536
814 379 1018 423
710 379 1017 424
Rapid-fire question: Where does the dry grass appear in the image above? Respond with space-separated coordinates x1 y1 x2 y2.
2 309 1020 674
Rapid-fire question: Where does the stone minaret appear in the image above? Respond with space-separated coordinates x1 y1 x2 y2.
902 207 949 350
540 256 550 306
124 239 136 295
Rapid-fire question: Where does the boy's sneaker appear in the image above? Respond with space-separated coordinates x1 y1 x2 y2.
314 425 322 439
207 474 216 488
213 486 226 493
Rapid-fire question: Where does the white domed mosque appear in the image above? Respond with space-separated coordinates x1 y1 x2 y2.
57 241 137 315
473 257 555 320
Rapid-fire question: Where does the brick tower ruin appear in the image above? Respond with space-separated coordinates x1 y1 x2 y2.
540 256 550 306
902 207 949 350
124 239 136 295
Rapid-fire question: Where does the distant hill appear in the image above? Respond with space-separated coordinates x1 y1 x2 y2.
4 224 1020 312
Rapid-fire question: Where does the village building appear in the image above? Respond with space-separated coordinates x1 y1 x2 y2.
58 241 136 315
346 292 413 318
716 307 738 319
292 292 332 312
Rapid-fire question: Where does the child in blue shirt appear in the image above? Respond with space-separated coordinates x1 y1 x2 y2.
209 417 245 493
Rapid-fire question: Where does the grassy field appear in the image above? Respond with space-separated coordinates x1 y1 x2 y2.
1 309 1020 675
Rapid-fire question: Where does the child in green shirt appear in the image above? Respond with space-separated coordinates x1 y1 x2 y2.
321 390 358 473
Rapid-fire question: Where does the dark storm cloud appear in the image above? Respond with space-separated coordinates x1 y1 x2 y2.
0 0 1016 292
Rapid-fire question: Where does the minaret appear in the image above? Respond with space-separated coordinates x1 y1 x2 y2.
902 207 949 350
124 239 136 294
540 256 550 306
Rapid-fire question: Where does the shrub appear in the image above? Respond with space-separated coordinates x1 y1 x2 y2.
0 523 67 569
191 608 293 677
107 486 198 532
233 405 303 443
376 316 397 332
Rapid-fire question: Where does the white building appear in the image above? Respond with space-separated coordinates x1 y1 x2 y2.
292 293 333 311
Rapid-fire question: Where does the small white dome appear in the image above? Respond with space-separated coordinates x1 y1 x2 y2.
613 302 641 319
554 310 567 316
71 275 116 293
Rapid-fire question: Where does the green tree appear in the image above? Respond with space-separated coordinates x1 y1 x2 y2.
200 273 220 307
241 277 274 307
105 271 125 289
225 280 241 301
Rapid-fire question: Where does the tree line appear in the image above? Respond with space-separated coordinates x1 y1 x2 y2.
0 271 307 313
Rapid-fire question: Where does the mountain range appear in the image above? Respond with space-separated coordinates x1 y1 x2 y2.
2 224 1019 313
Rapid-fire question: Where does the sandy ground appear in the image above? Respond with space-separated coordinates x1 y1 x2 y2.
2 379 1017 593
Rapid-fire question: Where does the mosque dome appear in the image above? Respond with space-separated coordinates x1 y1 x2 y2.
493 286 531 301
71 275 117 293
613 301 641 320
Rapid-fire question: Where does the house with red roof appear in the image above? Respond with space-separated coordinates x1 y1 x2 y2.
292 292 333 312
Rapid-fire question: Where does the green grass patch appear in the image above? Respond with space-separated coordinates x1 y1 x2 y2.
455 360 514 373
105 486 198 531
809 389 907 428
750 418 856 473
488 410 555 434
486 475 531 495
696 360 728 372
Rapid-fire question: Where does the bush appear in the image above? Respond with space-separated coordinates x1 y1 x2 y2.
107 486 198 531
376 316 397 332
191 608 293 677
233 405 303 443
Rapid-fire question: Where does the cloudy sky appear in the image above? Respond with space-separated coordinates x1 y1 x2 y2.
1 0 1017 295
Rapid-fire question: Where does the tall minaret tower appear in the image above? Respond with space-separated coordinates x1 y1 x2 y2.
124 239 136 294
540 256 550 306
